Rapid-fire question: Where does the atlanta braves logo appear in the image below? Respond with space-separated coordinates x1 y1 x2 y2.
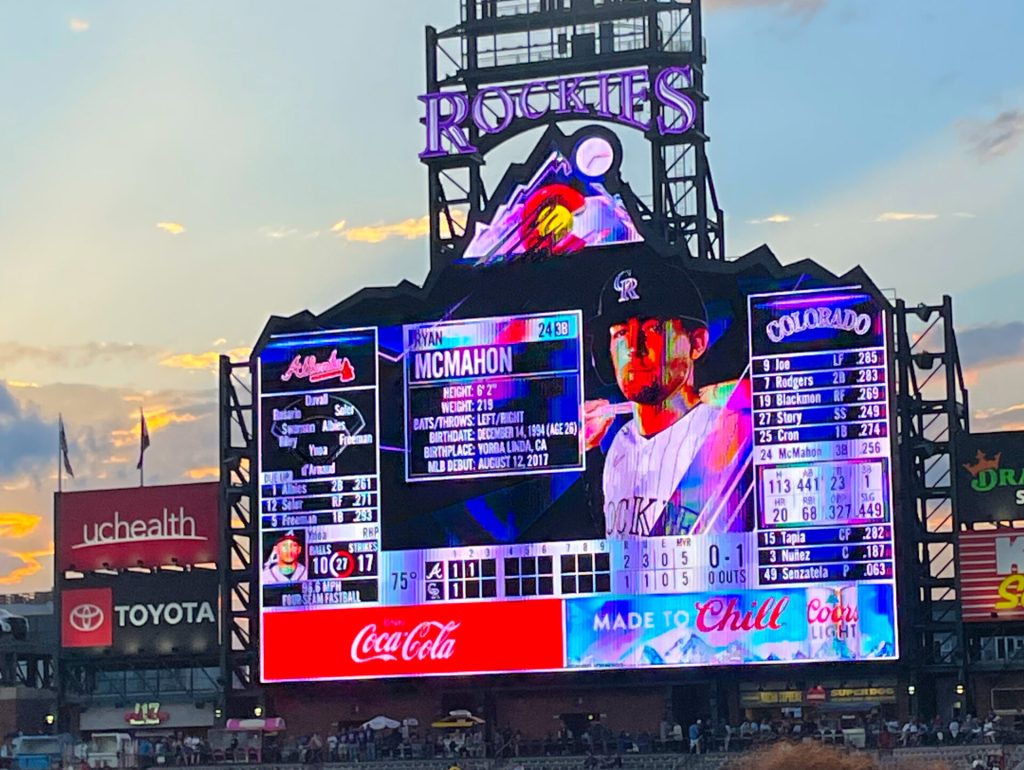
613 270 640 303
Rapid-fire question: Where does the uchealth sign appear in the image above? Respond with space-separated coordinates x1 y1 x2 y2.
62 570 219 656
960 530 1024 622
261 599 564 681
955 431 1024 523
58 482 219 571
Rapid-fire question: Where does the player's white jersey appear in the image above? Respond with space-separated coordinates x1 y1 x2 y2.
261 562 307 584
603 402 719 537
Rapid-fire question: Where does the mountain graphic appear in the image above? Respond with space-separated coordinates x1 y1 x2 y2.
813 636 856 660
868 640 895 658
662 632 717 664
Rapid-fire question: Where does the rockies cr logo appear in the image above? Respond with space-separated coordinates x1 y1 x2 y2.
69 603 105 633
613 270 640 303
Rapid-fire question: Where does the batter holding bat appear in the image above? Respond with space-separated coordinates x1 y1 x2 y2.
586 261 744 537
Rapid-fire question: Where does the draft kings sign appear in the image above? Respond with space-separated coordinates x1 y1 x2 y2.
956 431 1024 523
960 530 1024 622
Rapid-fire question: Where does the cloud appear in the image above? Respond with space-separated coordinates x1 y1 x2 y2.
110 407 200 447
958 321 1024 372
156 221 186 235
0 342 156 369
960 110 1024 161
331 216 430 243
0 383 57 477
0 512 48 586
705 0 826 17
748 214 793 224
258 226 299 240
0 512 42 539
0 546 53 586
874 211 939 222
158 346 250 372
972 402 1024 433
69 18 90 32
184 466 218 480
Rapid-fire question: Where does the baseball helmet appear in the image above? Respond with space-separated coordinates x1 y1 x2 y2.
590 259 709 384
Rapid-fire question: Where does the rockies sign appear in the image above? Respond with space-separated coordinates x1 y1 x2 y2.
955 430 1024 523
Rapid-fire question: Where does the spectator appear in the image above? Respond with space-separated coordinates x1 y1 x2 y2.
689 720 701 755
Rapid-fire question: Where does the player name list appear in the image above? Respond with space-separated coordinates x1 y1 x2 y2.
258 328 382 609
749 291 895 588
404 311 585 482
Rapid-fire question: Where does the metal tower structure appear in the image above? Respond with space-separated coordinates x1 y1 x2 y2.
219 356 258 709
424 0 724 265
895 297 972 714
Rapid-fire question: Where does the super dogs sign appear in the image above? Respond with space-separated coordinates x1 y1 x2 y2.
955 431 1024 523
960 530 1024 622
58 483 219 571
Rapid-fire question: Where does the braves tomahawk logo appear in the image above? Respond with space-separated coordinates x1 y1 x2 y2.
281 350 356 384
613 270 640 303
351 621 459 663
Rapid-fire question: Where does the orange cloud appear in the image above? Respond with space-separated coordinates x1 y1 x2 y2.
185 466 219 480
156 221 186 235
159 347 250 372
0 545 54 586
336 216 430 243
0 513 42 539
110 408 199 447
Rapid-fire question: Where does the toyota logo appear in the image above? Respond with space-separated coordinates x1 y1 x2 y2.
69 603 105 633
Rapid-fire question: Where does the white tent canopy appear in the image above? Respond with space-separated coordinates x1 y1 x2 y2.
362 716 400 731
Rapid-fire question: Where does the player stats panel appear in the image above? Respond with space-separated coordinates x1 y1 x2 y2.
748 289 896 589
258 328 381 609
404 311 585 481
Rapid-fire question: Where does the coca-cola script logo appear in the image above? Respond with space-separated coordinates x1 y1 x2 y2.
69 603 105 633
351 621 459 664
281 350 355 384
694 597 789 633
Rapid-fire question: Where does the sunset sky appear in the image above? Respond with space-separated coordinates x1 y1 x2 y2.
2 0 1023 592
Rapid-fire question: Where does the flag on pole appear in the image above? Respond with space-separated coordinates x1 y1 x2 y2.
136 409 150 471
59 414 74 478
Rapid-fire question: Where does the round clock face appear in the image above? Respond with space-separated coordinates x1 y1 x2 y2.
574 136 614 178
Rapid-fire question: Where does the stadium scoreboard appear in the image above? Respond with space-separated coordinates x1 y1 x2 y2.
257 282 897 680
255 126 897 682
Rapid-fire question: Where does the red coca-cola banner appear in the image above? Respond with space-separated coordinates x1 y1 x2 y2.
262 599 564 681
58 483 219 571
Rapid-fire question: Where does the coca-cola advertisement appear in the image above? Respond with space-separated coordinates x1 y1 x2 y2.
564 584 895 668
58 482 219 571
262 599 564 681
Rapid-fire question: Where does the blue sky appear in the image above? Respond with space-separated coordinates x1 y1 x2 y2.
1 0 1022 591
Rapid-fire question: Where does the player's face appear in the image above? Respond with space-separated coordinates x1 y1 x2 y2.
609 317 708 405
275 538 301 567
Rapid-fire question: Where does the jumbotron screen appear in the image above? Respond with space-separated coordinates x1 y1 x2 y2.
256 132 898 682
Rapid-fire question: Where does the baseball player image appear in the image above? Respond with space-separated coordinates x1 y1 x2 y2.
585 260 749 538
261 530 308 584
